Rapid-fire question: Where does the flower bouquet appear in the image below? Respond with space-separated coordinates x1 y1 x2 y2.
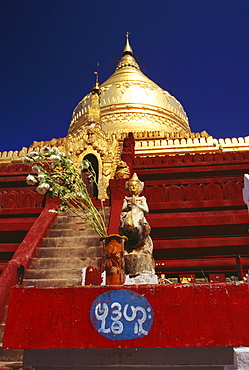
23 146 107 237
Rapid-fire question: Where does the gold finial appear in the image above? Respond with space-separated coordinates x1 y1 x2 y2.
123 32 133 55
92 64 100 94
115 33 140 71
89 67 101 123
94 71 99 85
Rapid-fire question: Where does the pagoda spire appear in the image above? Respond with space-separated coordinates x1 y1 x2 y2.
91 63 100 94
123 32 133 56
88 69 101 125
91 71 100 94
116 33 140 71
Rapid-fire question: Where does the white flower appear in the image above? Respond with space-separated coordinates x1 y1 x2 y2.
51 147 60 155
22 156 34 165
50 147 66 158
36 183 50 194
51 174 60 179
81 160 90 170
64 158 73 165
50 155 61 162
32 165 41 173
29 151 39 158
42 146 51 155
33 156 42 162
76 192 85 200
38 173 46 180
48 209 58 214
26 174 37 185
58 149 65 157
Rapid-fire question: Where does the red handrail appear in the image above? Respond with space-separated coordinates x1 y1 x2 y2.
0 198 59 321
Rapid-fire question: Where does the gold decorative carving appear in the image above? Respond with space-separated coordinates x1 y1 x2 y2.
114 160 130 179
66 127 120 199
101 111 189 132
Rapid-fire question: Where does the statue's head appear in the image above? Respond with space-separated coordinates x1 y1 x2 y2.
125 173 144 196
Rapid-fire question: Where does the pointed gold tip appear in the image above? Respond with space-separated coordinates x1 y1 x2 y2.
123 32 133 55
116 33 140 71
92 70 99 93
94 71 99 84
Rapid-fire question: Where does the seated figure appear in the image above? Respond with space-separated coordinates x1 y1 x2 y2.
119 173 153 255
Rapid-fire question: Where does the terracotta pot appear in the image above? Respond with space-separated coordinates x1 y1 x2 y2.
100 234 127 285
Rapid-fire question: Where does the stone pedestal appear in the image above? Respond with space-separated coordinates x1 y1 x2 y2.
234 347 249 370
125 253 154 277
124 253 158 285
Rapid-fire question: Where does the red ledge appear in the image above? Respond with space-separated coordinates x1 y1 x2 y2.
3 282 249 349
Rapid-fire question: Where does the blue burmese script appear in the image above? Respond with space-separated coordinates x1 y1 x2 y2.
90 289 154 340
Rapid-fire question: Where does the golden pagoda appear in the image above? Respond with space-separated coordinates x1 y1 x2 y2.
69 33 190 136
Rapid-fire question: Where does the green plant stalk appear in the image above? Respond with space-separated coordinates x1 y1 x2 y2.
23 148 108 237
69 196 107 237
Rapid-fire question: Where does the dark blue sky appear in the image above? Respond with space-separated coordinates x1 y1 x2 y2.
1 0 249 152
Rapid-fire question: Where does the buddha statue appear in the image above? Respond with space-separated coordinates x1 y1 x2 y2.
119 173 158 284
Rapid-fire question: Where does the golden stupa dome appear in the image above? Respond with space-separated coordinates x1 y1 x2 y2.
69 35 191 135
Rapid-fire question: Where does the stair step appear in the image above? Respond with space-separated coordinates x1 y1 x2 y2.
41 236 102 248
54 215 88 224
46 228 99 237
25 268 84 279
53 213 108 225
23 278 82 287
0 361 23 369
36 246 103 258
0 325 4 342
29 257 101 269
49 221 87 229
21 209 104 288
0 348 23 363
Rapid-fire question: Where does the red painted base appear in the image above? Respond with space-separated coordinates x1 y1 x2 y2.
3 282 249 349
